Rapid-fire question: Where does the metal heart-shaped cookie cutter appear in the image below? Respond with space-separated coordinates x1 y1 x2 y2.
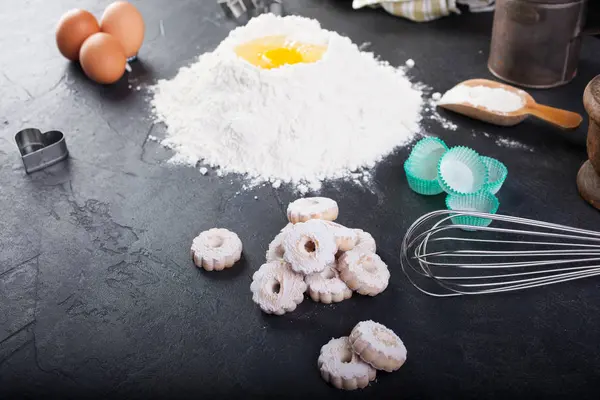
15 128 69 174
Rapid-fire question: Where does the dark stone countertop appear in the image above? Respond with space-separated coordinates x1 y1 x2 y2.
1 1 600 398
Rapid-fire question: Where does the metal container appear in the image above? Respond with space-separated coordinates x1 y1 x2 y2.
489 0 587 89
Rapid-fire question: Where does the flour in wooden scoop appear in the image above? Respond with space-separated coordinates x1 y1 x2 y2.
439 85 524 113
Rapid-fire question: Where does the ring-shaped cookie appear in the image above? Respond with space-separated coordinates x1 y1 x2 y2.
287 197 339 224
353 229 376 253
325 221 358 252
191 228 243 271
318 336 376 390
349 320 407 372
283 219 337 275
250 261 307 315
337 250 389 296
305 264 352 304
266 231 286 262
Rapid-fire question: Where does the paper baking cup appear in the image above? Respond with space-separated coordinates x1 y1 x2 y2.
437 146 489 195
445 192 500 230
404 137 449 195
481 156 508 195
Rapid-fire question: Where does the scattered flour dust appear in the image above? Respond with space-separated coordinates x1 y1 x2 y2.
151 14 423 191
495 137 535 152
413 81 458 131
424 96 457 131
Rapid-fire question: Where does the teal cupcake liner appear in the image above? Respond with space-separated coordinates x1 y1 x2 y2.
480 156 508 195
437 146 489 195
445 192 500 231
404 137 449 196
404 159 444 195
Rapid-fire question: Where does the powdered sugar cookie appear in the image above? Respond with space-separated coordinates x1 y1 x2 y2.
349 320 407 372
354 229 376 253
283 219 337 274
318 336 376 390
337 250 389 296
265 224 295 262
281 223 294 232
287 197 339 224
191 228 243 271
266 231 286 262
250 261 307 315
325 221 358 252
305 264 352 304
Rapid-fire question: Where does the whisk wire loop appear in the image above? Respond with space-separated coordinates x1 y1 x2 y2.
401 210 600 297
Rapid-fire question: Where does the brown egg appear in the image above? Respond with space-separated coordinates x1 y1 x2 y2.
100 1 145 59
56 9 100 61
79 33 126 84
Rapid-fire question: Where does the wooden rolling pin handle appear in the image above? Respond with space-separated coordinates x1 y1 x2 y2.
526 103 583 130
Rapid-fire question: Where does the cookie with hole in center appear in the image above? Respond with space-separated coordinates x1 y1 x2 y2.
324 221 358 252
353 229 376 253
318 336 376 390
305 264 352 304
283 219 337 275
349 320 407 372
287 197 339 224
191 228 243 271
250 260 307 315
337 250 389 296
266 231 286 262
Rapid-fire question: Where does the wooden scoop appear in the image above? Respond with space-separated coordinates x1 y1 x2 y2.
438 79 583 129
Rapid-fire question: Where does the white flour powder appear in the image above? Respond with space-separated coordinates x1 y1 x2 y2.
439 85 524 113
496 137 535 152
152 14 423 190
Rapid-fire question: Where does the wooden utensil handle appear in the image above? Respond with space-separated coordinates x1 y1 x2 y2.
526 103 583 130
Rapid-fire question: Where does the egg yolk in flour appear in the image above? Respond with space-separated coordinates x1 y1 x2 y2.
235 35 327 69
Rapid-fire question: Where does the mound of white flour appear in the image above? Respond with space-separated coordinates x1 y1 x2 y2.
151 14 423 190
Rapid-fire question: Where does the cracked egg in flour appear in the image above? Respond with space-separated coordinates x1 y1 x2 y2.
235 35 326 69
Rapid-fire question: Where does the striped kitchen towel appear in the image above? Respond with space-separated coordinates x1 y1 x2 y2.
352 0 459 22
353 0 494 22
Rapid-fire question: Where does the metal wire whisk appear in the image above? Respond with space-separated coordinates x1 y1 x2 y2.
401 210 600 297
